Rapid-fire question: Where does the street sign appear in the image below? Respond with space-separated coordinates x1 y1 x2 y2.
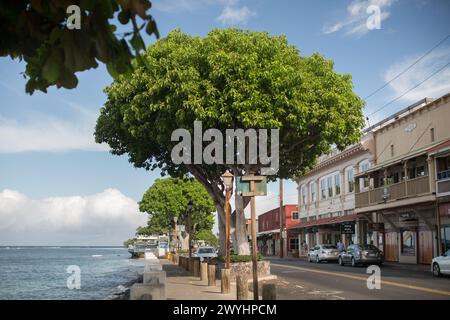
341 222 355 234
236 176 267 196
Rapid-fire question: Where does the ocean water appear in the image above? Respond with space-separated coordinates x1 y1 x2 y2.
0 246 146 300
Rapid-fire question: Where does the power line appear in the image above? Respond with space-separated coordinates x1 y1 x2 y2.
363 33 450 101
367 61 450 118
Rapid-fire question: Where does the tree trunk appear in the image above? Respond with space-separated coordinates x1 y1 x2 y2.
216 202 227 257
234 194 250 255
180 232 189 250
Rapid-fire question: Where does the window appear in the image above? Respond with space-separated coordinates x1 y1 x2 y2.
290 238 299 251
292 211 299 220
311 182 317 203
401 231 415 256
431 128 435 142
346 168 354 193
441 226 450 252
320 178 327 200
334 173 341 195
390 144 394 157
301 185 308 205
359 160 370 190
436 156 450 180
327 176 333 197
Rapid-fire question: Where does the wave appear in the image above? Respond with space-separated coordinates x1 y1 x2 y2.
91 255 103 258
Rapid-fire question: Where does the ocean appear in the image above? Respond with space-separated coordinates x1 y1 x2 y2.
0 246 146 300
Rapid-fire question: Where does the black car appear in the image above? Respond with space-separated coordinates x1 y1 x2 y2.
338 244 383 267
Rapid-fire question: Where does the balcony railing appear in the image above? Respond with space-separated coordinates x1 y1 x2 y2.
355 175 430 208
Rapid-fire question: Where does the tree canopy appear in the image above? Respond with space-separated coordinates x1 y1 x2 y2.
194 229 218 247
0 0 158 94
139 177 215 235
95 28 365 254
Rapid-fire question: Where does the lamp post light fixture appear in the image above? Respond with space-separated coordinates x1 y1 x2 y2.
222 170 234 269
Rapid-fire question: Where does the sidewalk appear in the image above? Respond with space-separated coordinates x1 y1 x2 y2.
161 260 238 300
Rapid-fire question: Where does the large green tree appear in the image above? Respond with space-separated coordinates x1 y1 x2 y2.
0 0 158 94
95 29 365 255
139 177 215 250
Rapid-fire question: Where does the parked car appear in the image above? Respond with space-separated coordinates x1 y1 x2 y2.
338 244 383 267
307 244 340 263
431 249 450 277
193 246 218 262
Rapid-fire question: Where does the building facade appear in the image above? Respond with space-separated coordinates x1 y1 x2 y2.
257 204 298 256
355 93 450 264
290 135 375 256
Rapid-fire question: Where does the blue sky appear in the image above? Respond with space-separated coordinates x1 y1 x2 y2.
1 0 449 245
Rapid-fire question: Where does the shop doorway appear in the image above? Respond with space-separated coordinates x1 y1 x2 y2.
418 230 433 264
385 232 399 262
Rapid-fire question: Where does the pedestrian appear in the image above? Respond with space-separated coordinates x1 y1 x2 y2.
337 240 345 252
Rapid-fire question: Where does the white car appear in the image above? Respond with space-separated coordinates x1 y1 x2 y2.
308 244 340 263
431 249 450 277
193 246 218 262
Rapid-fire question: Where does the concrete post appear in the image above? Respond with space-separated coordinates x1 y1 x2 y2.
200 262 208 281
207 264 216 286
143 270 166 285
236 275 248 300
193 258 200 277
221 268 230 294
262 283 277 300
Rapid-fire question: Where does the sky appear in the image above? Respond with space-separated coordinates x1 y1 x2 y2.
1 0 449 245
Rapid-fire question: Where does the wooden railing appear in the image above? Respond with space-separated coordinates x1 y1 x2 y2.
355 175 430 208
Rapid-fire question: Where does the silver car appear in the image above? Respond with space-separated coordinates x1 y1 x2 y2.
308 244 340 263
193 246 218 262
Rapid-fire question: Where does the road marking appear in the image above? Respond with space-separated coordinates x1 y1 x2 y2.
271 263 450 297
281 280 290 285
308 290 344 295
295 285 304 289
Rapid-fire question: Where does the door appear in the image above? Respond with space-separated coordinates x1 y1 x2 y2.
385 232 399 262
418 230 433 264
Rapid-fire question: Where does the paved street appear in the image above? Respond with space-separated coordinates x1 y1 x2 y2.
257 257 450 300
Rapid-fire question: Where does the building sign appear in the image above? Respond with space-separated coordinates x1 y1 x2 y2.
398 218 419 229
368 222 385 232
341 222 355 234
236 176 267 196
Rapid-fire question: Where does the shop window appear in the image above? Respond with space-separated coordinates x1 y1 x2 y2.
401 230 415 256
441 226 450 252
289 238 299 251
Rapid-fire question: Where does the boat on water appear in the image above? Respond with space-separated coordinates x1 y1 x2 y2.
128 235 169 258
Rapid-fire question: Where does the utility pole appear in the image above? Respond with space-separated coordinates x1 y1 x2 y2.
279 177 284 258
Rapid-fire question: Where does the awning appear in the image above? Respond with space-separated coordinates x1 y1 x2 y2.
256 228 280 236
287 214 359 230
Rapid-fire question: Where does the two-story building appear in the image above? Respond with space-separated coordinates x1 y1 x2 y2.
257 204 298 256
355 92 450 264
290 135 375 255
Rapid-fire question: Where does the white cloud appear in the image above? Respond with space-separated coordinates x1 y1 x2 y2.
0 107 108 153
0 189 147 246
154 0 256 25
323 0 395 38
384 46 450 102
217 4 256 25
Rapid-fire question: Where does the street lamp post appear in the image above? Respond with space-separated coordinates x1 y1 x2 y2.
222 170 234 269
